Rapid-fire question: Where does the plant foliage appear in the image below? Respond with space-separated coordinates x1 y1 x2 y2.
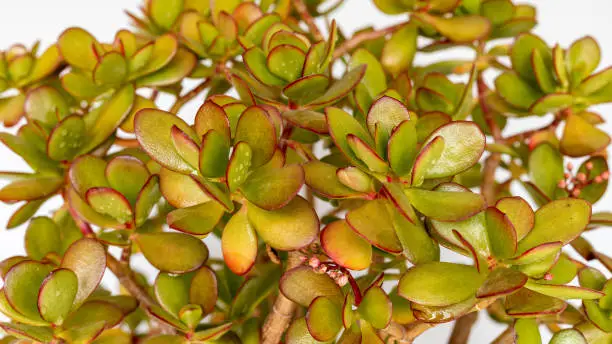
0 0 611 343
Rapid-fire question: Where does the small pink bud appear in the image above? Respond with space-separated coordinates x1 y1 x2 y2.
586 162 594 170
564 173 571 179
557 180 567 189
336 275 349 287
299 255 308 263
577 173 587 183
544 273 553 281
308 257 320 268
328 270 340 279
572 189 581 197
567 162 574 170
314 264 328 274
594 176 603 184
602 171 610 180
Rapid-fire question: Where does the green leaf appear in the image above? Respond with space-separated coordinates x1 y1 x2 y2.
149 0 183 30
514 318 541 344
578 157 609 204
420 121 485 179
0 176 63 203
80 84 135 153
106 156 150 203
190 266 218 314
247 196 318 251
358 287 392 329
505 288 566 317
192 176 234 212
381 23 418 76
282 109 328 134
417 14 492 43
347 134 388 172
280 266 343 307
58 28 101 70
0 322 53 342
406 187 484 222
286 317 325 344
194 100 231 140
307 65 366 108
47 115 86 161
170 125 200 169
524 281 603 300
60 238 107 308
86 187 133 224
567 36 600 86
518 198 591 253
529 93 573 115
283 76 330 106
326 107 373 168
4 260 53 320
135 108 200 174
511 33 550 83
24 217 61 260
476 267 528 298
136 48 196 87
531 49 557 93
528 143 564 198
350 49 387 97
229 264 280 319
321 220 372 271
410 136 445 186
495 72 543 109
495 197 534 241
167 201 225 235
134 232 208 273
346 199 402 254
25 86 69 128
485 207 517 259
241 164 303 210
560 113 610 157
430 211 490 258
549 329 587 344
222 208 258 275
159 167 209 207
93 52 128 85
38 268 78 325
135 175 161 227
387 120 418 177
398 262 484 307
243 47 284 86
155 272 191 316
267 45 306 82
306 297 342 341
198 130 230 179
234 106 277 167
303 161 364 199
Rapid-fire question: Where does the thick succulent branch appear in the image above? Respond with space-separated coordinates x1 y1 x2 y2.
261 252 302 344
448 311 478 344
293 0 323 41
170 78 211 114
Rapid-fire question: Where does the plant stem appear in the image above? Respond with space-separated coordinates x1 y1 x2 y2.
106 253 176 335
448 312 478 344
170 79 210 114
491 325 514 344
261 252 302 344
332 23 404 60
293 0 323 41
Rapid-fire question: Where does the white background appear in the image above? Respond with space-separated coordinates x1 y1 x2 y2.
0 1 611 343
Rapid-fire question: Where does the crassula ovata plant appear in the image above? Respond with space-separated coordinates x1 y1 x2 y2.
0 0 612 343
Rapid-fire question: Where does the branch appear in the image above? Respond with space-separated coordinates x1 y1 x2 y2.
293 0 323 41
491 325 514 344
170 79 210 114
332 23 404 60
261 252 302 344
449 312 478 344
106 253 176 334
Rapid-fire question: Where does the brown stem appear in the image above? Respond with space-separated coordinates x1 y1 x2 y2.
261 252 302 344
448 312 478 344
106 253 176 335
503 116 562 144
293 0 323 41
170 79 210 113
491 325 514 344
332 23 405 60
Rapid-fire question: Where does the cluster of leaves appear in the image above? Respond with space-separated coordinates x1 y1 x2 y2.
0 0 611 343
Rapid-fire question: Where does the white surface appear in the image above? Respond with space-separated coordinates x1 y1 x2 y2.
1 1 611 343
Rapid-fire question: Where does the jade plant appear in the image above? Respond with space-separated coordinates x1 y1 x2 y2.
1 0 612 343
